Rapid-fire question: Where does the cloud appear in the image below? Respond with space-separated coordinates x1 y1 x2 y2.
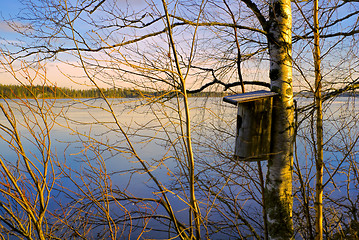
0 21 14 33
0 39 24 45
0 20 32 33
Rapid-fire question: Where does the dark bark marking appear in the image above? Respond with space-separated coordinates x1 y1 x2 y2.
270 69 280 81
274 1 289 20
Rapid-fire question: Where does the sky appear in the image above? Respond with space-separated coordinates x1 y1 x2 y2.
0 0 23 45
0 0 358 91
0 0 155 89
0 0 28 39
0 0 20 18
0 0 268 91
0 0 98 88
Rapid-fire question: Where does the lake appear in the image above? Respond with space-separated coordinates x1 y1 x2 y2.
0 96 357 239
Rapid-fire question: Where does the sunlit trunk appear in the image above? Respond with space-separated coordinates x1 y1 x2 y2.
162 1 201 238
313 0 323 239
265 0 294 239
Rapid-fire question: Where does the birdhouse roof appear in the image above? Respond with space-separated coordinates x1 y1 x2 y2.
223 90 279 105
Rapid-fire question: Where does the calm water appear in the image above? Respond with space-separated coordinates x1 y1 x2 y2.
0 96 357 238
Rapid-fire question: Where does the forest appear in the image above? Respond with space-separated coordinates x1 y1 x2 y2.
0 84 223 98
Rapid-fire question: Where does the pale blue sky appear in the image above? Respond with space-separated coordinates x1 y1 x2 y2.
0 0 22 39
0 0 21 18
0 0 92 88
0 1 358 90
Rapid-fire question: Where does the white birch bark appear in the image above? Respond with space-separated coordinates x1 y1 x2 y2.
265 0 294 239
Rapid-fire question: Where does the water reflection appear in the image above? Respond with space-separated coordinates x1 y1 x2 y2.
0 96 357 238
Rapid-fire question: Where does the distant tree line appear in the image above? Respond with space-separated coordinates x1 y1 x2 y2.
0 84 224 99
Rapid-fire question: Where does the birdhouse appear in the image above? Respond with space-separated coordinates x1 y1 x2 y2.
223 90 279 161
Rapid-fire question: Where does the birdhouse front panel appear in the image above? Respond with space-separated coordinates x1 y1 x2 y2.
223 90 278 161
234 98 273 161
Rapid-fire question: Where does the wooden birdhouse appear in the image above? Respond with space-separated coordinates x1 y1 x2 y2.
223 90 279 161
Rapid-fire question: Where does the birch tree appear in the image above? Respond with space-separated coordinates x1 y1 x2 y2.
265 0 294 238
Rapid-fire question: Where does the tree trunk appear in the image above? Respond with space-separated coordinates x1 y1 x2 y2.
265 0 294 239
313 0 323 239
